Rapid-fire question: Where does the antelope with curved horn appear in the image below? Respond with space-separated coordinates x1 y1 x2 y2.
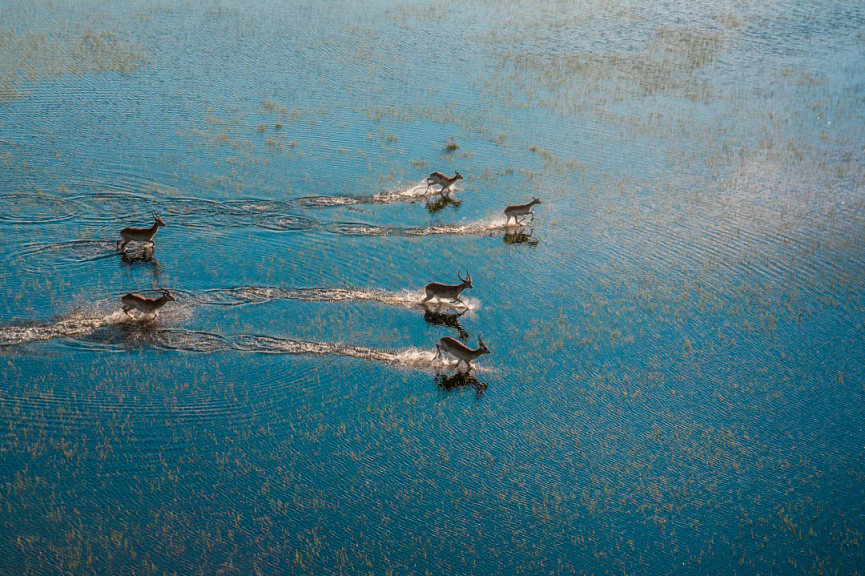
117 213 166 251
121 289 175 318
435 334 490 371
422 270 473 306
504 197 541 225
426 171 462 193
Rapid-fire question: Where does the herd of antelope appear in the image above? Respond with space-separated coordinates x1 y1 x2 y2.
112 169 541 372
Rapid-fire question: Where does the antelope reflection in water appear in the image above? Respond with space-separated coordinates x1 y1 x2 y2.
426 194 461 214
503 224 538 246
119 242 158 263
435 370 487 397
423 304 470 340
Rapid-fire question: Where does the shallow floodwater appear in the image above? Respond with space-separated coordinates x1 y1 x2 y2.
1 0 864 574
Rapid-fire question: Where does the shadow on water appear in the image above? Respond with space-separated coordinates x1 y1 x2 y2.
423 305 470 340
434 370 487 398
503 224 539 246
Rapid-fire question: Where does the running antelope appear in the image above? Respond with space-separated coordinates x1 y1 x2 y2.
426 171 462 193
117 214 166 251
121 289 175 318
435 335 490 370
504 198 541 225
423 270 472 306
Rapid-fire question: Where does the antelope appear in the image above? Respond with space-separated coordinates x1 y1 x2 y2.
423 270 472 306
117 214 166 251
504 197 541 225
435 334 490 370
426 171 462 193
121 289 175 318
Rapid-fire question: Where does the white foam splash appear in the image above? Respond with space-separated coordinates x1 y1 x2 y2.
369 181 439 202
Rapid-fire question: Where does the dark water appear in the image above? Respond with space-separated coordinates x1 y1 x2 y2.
2 0 864 573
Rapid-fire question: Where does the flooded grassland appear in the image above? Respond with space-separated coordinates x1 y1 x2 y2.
1 0 864 574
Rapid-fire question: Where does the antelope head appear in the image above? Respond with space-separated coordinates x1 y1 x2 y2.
531 197 542 206
454 171 463 181
161 289 176 301
154 213 167 227
477 334 491 355
457 270 473 289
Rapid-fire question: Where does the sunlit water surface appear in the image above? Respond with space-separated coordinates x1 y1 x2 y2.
1 0 864 573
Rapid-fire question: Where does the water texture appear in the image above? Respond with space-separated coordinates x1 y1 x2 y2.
1 0 864 574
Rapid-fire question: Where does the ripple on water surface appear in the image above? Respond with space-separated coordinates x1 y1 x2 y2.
0 192 79 225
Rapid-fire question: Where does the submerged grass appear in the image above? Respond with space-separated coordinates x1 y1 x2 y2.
0 29 144 100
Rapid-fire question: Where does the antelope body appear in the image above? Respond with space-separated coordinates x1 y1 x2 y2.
435 335 490 370
118 214 166 251
504 198 541 225
121 289 175 318
426 171 462 193
423 271 472 306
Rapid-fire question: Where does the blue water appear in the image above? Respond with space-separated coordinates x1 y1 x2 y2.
2 1 864 573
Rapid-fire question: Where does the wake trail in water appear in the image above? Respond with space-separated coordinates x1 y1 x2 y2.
298 181 436 207
0 309 132 346
1 285 479 348
0 298 196 348
326 216 516 237
0 190 320 233
172 331 489 373
8 240 144 273
1 320 487 373
195 286 480 311
1 286 487 372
